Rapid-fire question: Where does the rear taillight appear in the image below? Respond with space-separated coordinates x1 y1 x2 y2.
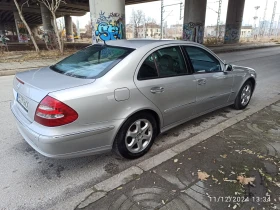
35 96 78 127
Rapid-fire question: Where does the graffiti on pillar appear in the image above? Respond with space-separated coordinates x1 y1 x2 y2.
183 22 204 44
66 35 74 42
92 11 124 43
16 21 28 43
42 31 57 50
224 26 239 41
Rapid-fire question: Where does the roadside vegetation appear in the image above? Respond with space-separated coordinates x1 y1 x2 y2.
0 49 76 63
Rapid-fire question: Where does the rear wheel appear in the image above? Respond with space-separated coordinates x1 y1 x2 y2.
233 80 253 110
113 113 157 159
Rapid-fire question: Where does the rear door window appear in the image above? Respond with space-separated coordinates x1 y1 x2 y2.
156 46 187 77
50 45 134 79
137 46 188 80
137 53 159 80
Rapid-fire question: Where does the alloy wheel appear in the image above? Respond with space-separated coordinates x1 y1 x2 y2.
125 119 153 153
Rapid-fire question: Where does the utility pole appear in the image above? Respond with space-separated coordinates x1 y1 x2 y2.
276 13 280 37
133 22 135 38
76 19 80 38
161 0 164 39
216 0 222 38
180 2 183 20
253 6 260 38
260 0 268 36
160 1 183 39
269 1 277 36
144 17 146 38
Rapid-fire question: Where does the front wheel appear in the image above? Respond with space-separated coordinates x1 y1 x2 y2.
113 113 157 159
233 81 253 110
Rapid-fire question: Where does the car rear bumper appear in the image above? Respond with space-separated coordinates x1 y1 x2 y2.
11 101 122 159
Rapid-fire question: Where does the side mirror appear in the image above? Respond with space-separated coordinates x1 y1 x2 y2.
224 64 233 72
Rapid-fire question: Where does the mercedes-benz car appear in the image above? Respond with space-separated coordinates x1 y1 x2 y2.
11 40 256 159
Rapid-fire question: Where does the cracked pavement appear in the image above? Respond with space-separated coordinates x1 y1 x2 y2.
80 102 280 210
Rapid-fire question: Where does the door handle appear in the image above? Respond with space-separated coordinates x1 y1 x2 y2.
197 79 206 86
150 87 164 94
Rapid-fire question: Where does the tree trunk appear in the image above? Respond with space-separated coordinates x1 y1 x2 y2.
14 0 40 52
51 12 63 54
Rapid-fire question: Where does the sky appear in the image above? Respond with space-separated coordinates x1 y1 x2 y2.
72 0 280 29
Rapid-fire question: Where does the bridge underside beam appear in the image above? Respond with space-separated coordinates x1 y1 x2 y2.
0 0 88 27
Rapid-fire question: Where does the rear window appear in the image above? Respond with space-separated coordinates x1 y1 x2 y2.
50 45 134 79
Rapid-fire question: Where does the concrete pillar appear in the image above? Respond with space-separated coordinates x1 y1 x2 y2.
31 25 40 39
14 11 29 43
0 22 4 35
224 0 246 44
40 3 54 32
64 15 74 42
182 0 207 44
89 0 125 44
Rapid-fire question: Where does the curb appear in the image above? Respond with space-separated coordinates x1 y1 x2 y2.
50 95 280 210
1 45 280 77
0 67 40 77
210 44 280 54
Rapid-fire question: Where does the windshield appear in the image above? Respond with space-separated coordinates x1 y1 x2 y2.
50 45 134 79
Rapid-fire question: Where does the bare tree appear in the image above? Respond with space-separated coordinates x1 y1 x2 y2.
84 21 92 38
130 10 145 38
143 16 153 38
38 0 65 54
14 0 40 52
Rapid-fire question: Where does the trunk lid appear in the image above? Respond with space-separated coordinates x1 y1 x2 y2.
13 67 95 123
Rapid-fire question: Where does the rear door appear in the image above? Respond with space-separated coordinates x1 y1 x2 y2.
134 45 197 127
183 45 234 114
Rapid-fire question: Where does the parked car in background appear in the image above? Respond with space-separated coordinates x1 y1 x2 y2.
11 40 256 159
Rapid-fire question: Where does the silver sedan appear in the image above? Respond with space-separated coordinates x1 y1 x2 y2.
11 40 256 159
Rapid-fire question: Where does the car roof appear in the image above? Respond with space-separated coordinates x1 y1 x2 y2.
104 39 200 49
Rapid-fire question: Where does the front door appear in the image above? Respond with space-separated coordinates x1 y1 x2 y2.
134 46 197 127
183 46 234 114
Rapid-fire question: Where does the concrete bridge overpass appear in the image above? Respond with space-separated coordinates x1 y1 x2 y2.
0 0 246 44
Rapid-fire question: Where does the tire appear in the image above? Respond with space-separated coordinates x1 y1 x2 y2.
113 112 157 159
232 80 253 110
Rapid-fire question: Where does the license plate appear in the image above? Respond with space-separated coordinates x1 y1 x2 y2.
17 93 29 111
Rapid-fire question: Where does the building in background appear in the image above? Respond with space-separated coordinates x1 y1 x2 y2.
240 26 252 38
126 24 134 39
205 25 225 38
205 25 252 38
258 20 270 36
137 23 161 38
165 24 183 39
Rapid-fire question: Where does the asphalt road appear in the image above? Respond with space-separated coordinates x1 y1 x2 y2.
1 47 280 210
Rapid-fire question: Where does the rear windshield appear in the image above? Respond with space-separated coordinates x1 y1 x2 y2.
50 45 134 79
